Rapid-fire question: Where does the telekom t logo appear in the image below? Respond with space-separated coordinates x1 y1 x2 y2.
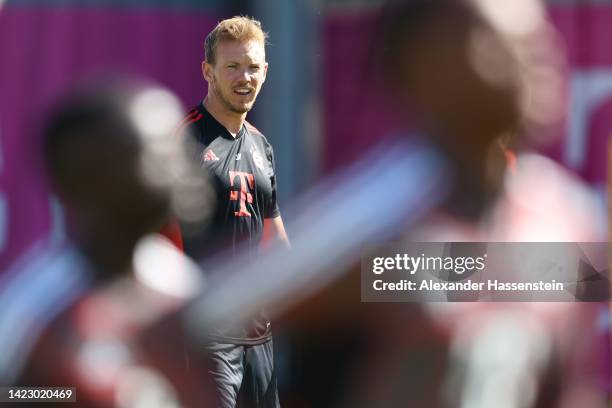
229 171 255 217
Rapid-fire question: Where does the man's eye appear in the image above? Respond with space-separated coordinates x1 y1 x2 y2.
227 65 237 69
250 65 260 71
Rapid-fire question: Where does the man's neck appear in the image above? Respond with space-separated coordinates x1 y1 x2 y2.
203 96 246 136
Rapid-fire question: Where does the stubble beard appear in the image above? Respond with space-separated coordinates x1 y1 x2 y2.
212 75 253 115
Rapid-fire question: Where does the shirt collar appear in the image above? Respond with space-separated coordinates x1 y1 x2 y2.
199 102 246 140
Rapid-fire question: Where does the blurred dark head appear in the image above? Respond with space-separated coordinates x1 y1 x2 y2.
43 79 211 274
378 0 523 152
376 0 530 219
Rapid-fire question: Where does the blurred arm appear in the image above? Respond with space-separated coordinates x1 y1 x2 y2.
262 216 291 250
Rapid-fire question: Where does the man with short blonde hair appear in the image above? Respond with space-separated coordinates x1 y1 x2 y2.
177 15 288 408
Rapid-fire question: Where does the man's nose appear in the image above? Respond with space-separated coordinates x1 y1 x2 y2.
237 68 251 82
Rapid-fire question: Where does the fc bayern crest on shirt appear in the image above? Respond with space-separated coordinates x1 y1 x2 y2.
250 146 265 170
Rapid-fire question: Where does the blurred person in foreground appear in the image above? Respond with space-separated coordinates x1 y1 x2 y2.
276 0 534 405
377 0 609 407
173 15 290 408
0 79 216 406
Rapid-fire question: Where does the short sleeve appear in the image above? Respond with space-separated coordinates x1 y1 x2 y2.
264 141 281 219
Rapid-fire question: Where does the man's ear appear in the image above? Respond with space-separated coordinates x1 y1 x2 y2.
202 61 212 82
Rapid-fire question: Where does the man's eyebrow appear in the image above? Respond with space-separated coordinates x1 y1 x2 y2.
223 54 261 65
